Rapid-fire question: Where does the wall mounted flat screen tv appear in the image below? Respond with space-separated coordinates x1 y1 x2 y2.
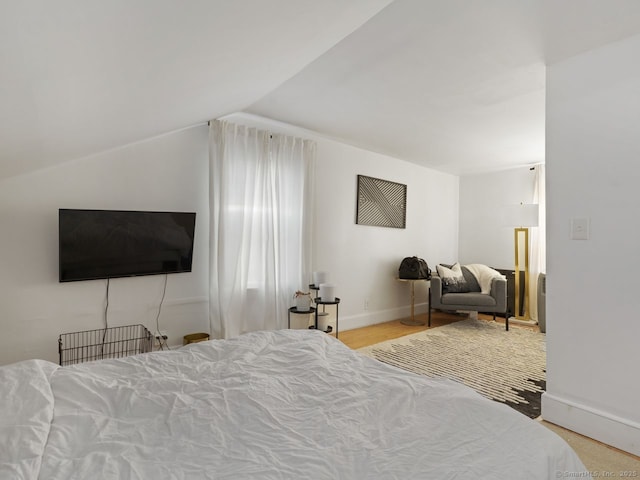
59 209 196 282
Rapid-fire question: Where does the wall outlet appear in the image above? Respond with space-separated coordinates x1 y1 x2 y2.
364 298 370 310
155 330 168 340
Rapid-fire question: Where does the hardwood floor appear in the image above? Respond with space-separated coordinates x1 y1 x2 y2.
338 310 515 349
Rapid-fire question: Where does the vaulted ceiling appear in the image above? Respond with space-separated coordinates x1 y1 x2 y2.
3 0 640 180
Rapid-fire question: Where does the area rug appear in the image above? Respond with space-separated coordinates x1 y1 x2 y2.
358 319 546 418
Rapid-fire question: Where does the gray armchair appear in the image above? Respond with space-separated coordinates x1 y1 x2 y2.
429 268 509 330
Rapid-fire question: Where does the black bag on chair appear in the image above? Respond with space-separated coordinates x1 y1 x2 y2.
399 256 431 279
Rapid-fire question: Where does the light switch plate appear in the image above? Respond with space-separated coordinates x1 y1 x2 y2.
571 217 590 240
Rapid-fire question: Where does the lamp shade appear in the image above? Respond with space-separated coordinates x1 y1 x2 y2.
503 203 539 227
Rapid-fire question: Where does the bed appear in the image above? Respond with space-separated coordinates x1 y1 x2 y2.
1 329 589 479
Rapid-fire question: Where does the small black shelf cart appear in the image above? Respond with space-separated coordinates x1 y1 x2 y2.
314 297 340 338
288 306 317 330
309 284 340 338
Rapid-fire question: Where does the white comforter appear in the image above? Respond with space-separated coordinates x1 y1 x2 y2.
1 329 589 479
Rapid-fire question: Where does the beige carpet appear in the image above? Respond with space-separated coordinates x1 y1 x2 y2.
358 318 546 418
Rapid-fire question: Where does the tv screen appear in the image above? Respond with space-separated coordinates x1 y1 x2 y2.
59 209 196 282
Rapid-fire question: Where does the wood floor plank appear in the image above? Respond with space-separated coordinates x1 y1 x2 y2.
338 311 536 349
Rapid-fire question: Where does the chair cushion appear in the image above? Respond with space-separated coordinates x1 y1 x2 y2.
460 266 481 292
441 292 497 307
436 263 469 293
436 263 482 294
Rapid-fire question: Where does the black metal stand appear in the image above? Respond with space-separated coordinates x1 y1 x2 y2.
314 297 340 338
309 284 340 337
427 286 431 327
309 284 328 316
288 306 317 330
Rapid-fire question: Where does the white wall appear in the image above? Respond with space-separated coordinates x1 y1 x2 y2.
314 131 459 329
225 113 460 330
0 113 459 365
0 126 210 365
542 34 640 456
459 167 537 269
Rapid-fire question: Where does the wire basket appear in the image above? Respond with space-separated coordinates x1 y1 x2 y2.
58 324 153 366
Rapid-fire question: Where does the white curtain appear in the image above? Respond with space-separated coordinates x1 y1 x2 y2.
529 164 546 321
208 119 315 339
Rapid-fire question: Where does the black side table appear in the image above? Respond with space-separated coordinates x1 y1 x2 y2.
314 297 340 338
288 306 316 330
309 284 330 318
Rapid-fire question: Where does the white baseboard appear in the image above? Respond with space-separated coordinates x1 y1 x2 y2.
542 392 640 457
339 302 429 331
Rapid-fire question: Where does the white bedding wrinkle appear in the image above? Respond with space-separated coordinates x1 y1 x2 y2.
1 329 590 479
0 359 58 480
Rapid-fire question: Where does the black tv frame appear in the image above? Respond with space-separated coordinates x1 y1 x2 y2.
59 208 196 282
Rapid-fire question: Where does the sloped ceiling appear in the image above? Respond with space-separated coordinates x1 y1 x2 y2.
3 1 640 180
0 0 391 179
248 0 640 175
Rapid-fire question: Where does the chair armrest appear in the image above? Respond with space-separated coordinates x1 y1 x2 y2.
490 277 507 313
430 276 443 308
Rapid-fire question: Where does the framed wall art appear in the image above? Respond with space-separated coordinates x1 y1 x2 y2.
356 175 407 229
